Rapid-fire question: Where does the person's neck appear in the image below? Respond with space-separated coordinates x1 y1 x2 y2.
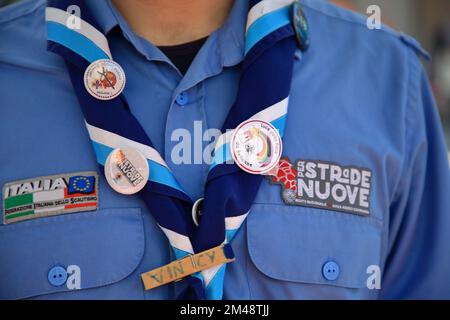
111 0 234 46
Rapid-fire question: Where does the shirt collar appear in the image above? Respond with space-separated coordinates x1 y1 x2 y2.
216 0 247 67
174 0 247 92
85 0 246 67
84 0 118 35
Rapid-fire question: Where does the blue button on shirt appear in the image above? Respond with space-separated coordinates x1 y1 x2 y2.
1 0 450 300
322 261 340 281
48 266 68 287
175 92 189 106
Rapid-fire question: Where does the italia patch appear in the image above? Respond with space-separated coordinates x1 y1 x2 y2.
269 158 372 216
3 172 98 224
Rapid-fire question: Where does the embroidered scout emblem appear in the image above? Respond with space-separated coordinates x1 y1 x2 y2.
2 172 98 224
104 147 149 195
231 120 282 175
84 59 126 100
269 158 373 216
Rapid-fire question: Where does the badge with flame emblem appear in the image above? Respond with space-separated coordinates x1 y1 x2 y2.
84 59 126 100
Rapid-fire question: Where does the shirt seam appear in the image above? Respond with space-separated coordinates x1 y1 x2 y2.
390 47 423 203
301 0 403 42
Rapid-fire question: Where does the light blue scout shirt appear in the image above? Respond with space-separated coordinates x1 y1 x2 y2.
1 0 450 299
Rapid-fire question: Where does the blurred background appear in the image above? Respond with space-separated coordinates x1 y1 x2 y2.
1 0 450 150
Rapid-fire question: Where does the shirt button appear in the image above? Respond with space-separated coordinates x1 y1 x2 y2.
322 261 340 281
48 266 68 287
175 91 189 106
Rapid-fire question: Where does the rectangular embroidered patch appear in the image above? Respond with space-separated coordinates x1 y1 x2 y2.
269 159 373 216
3 172 98 224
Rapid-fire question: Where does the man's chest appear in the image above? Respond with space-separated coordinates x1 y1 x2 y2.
0 59 402 299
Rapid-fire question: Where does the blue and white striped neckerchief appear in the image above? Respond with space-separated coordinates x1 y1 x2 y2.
46 0 301 300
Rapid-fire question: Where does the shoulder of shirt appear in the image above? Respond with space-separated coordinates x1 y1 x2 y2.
301 0 430 61
0 0 44 24
0 0 66 73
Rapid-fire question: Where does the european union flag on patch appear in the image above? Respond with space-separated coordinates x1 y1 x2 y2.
68 176 95 195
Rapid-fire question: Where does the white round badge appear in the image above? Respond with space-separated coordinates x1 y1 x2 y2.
104 147 149 195
84 59 126 100
231 120 282 175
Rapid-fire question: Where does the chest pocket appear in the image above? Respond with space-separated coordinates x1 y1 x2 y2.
0 208 144 300
246 203 383 299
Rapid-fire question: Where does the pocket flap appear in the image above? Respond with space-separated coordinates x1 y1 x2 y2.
0 208 144 299
247 204 382 288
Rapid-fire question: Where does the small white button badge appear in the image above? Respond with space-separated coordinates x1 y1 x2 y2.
104 147 149 195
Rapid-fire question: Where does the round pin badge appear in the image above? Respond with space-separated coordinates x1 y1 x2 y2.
104 147 149 195
84 59 126 100
291 0 310 52
231 120 282 175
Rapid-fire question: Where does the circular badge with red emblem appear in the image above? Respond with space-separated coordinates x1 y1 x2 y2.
231 120 282 175
104 147 149 195
84 59 126 100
